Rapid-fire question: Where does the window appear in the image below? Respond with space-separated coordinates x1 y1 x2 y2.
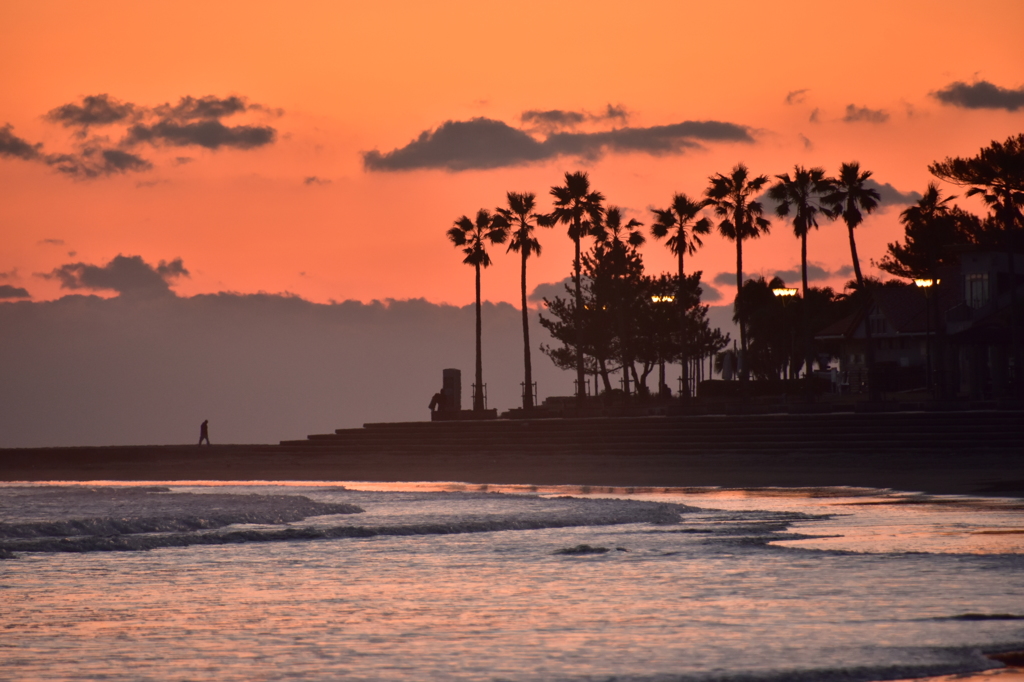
965 273 990 308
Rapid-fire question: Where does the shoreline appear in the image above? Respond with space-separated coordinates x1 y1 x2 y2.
2 442 1022 497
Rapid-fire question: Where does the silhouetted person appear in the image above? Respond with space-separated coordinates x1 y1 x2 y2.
428 389 446 412
198 419 210 446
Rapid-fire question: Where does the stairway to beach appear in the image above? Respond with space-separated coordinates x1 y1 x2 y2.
281 410 1024 457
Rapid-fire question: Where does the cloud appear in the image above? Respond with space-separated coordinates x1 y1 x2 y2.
865 179 921 206
520 104 629 132
699 284 722 303
842 104 889 123
835 264 854 277
125 119 276 150
809 108 820 123
521 109 586 129
713 271 736 286
933 80 1024 112
0 284 30 299
0 292 572 447
46 94 136 130
39 238 65 246
1 94 281 179
799 134 813 150
785 89 809 105
364 117 753 172
772 263 835 284
0 124 43 160
41 254 189 298
529 276 576 303
48 147 153 177
303 176 331 185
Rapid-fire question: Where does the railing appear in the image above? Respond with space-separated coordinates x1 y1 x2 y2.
471 383 487 409
520 382 538 405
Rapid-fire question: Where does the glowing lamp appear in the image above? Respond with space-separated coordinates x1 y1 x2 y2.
651 295 675 303
914 279 939 288
772 287 798 297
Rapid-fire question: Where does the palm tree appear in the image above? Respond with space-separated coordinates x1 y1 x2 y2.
650 193 711 397
544 171 605 403
495 192 549 410
704 164 771 378
768 166 830 297
447 209 508 411
822 162 881 399
821 162 880 288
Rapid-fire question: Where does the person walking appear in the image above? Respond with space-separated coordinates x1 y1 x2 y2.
198 419 210 446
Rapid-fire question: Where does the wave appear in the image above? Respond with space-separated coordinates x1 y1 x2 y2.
0 490 688 557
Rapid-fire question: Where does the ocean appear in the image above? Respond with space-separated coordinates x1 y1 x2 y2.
1 482 1022 681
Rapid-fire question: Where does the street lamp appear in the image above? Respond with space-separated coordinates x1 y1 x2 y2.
771 287 798 297
914 278 940 394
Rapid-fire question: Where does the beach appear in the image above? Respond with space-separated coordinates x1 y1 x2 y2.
3 440 1022 496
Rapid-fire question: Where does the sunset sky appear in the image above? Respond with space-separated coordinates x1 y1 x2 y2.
3 0 1022 307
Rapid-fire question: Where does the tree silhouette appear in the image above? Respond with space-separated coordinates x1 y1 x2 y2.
447 209 508 410
594 207 645 395
705 164 771 379
543 171 605 403
650 193 711 396
878 184 979 281
768 166 830 297
931 133 1024 396
822 162 881 399
494 192 549 410
768 166 830 382
822 162 880 288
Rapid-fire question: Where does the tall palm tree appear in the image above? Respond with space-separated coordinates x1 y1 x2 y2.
447 209 508 411
821 162 880 288
704 164 771 378
822 162 881 399
495 191 549 410
650 193 711 397
544 171 605 403
767 166 830 297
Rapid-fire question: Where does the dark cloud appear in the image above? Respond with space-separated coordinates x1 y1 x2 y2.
0 124 42 160
47 147 153 177
1 94 280 179
521 109 587 129
155 95 250 121
809 108 820 123
799 134 813 150
842 104 889 123
46 94 136 129
125 119 275 150
0 292 572 447
785 89 809 105
865 179 921 206
39 238 65 246
520 104 629 132
713 271 736 286
529 277 576 303
933 80 1024 112
304 175 331 185
699 284 722 303
835 264 854 277
364 117 753 172
42 255 189 298
0 284 30 299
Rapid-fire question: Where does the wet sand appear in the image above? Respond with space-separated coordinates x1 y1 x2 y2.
2 442 1022 497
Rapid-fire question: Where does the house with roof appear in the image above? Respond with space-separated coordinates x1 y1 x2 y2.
815 249 1024 399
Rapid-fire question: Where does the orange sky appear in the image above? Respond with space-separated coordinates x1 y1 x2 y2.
2 0 1023 307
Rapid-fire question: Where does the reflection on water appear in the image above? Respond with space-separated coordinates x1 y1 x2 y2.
1 482 1022 681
